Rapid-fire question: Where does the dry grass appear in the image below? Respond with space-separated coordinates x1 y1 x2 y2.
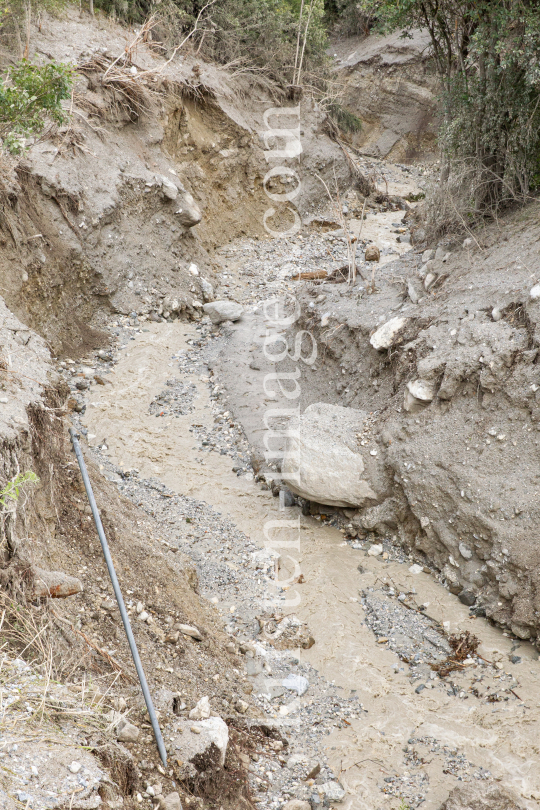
422 159 540 243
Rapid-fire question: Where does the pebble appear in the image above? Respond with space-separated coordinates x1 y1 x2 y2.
368 544 383 556
69 761 81 774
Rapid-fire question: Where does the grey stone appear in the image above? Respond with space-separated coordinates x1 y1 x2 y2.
203 301 243 324
157 792 183 810
116 719 139 743
438 782 525 810
175 191 201 227
160 177 179 201
458 542 473 560
200 278 214 302
458 590 476 607
235 699 248 714
280 488 296 507
322 781 346 803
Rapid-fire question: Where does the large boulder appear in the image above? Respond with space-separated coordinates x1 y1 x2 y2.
438 782 525 810
203 301 243 324
281 403 379 507
169 716 229 779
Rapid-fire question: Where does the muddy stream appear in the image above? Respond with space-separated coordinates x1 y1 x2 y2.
82 162 540 810
81 319 540 810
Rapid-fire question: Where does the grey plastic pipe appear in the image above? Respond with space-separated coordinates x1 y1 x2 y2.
69 427 168 767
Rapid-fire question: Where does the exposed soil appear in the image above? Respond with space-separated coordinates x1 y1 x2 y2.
2 9 540 810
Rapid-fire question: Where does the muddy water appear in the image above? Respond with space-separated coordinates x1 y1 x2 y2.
84 321 540 810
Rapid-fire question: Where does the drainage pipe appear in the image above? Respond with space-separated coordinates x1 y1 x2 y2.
69 427 168 767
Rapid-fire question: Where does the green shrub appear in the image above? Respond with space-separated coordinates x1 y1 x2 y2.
0 60 73 152
358 0 540 211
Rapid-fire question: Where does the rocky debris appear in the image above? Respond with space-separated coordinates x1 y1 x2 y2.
282 403 379 507
0 656 106 809
203 301 244 324
169 716 229 778
31 567 83 599
438 782 525 810
365 244 381 262
370 316 410 350
116 718 140 743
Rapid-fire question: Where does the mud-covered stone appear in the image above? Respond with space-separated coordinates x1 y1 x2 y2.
282 403 378 507
438 782 525 810
203 301 243 324
31 568 83 599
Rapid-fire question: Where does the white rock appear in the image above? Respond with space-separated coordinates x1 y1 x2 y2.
370 317 409 351
170 718 228 780
195 717 229 766
203 301 243 324
138 611 149 622
407 379 435 402
459 542 473 560
282 674 309 696
530 284 540 300
189 696 211 720
69 761 81 774
463 237 473 247
492 307 502 321
424 272 437 290
160 177 178 201
422 249 434 263
281 403 378 508
408 564 423 574
188 263 199 276
368 544 383 556
178 624 202 641
404 379 436 413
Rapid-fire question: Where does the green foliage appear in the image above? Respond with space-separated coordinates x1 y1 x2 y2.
0 60 73 152
358 0 540 209
328 100 362 133
0 471 39 509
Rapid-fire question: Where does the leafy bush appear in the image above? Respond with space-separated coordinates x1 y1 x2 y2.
0 60 73 152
